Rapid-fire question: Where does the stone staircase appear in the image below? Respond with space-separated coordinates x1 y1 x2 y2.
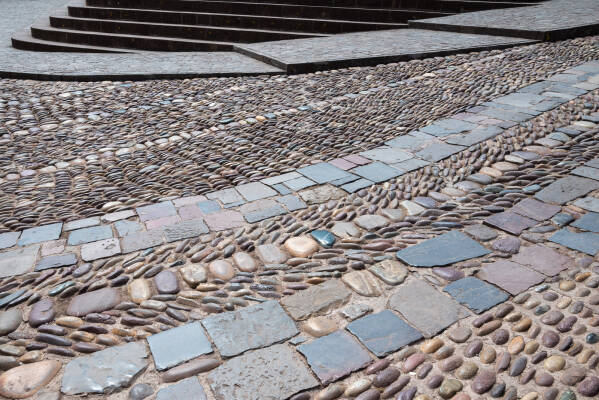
12 0 546 52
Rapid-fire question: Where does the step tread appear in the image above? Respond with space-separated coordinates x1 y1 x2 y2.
11 28 136 52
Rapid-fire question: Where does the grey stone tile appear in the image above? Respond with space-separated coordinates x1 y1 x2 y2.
585 158 599 169
385 132 435 152
512 198 561 221
511 244 573 276
261 172 303 186
347 310 422 356
330 175 360 187
550 228 599 256
114 220 143 237
236 182 278 202
35 253 78 271
477 106 536 122
81 238 121 261
202 301 298 357
484 210 538 235
359 146 413 164
281 280 351 321
18 223 62 246
571 166 599 181
197 200 222 214
203 210 245 231
388 279 469 337
240 200 287 223
446 125 503 146
64 217 100 232
284 176 317 191
68 225 113 246
435 118 479 134
297 162 356 184
147 322 213 371
121 231 164 253
0 245 39 278
207 344 318 400
396 230 490 267
389 158 430 173
101 210 135 223
351 162 403 183
535 176 599 204
415 142 465 162
272 183 293 195
163 219 209 242
206 188 243 205
156 377 206 400
444 277 509 314
573 197 599 212
341 178 374 193
298 330 372 384
276 194 307 211
136 201 177 222
0 232 19 250
571 212 599 232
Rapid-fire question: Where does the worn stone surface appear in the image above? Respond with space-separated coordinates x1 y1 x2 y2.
81 238 121 261
444 277 509 314
147 322 213 370
484 210 538 235
35 253 77 271
369 259 408 285
550 228 599 255
342 270 383 296
511 244 572 275
535 175 599 204
17 223 62 246
156 377 207 400
477 260 545 295
0 360 61 399
0 245 39 278
281 280 351 320
66 288 121 317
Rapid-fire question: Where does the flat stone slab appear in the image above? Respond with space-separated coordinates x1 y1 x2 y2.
297 162 356 184
18 223 62 246
346 310 422 356
396 230 490 267
0 232 19 250
0 245 39 278
572 197 599 212
477 260 545 295
535 176 599 204
511 244 572 276
121 231 164 253
80 238 121 261
35 253 77 271
351 162 403 183
572 165 599 181
156 377 206 400
298 330 372 384
571 212 599 232
207 344 318 400
444 277 509 314
202 300 298 357
162 219 209 242
484 210 537 235
550 228 599 255
388 279 469 337
512 198 561 221
67 225 113 246
147 322 213 371
281 279 351 320
61 342 148 395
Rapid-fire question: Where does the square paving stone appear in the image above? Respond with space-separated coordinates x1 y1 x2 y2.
147 322 213 371
511 244 572 276
484 210 537 235
120 231 164 253
477 260 545 295
446 125 503 146
572 197 599 212
202 301 298 357
389 158 430 173
351 162 403 183
35 253 78 271
297 162 357 184
236 182 278 202
550 228 599 256
443 277 509 314
386 132 435 152
63 217 100 232
206 188 244 205
240 200 287 223
136 201 177 222
283 176 317 191
359 147 413 164
0 232 19 250
207 344 318 400
415 142 465 162
0 245 39 278
156 377 206 400
346 310 421 356
276 194 307 211
281 279 351 321
18 223 62 246
571 212 599 232
68 225 113 246
388 279 469 337
512 198 561 221
197 200 221 214
396 230 490 267
114 220 143 237
571 166 599 181
163 219 209 242
535 176 599 204
298 330 372 384
203 210 245 231
81 238 121 261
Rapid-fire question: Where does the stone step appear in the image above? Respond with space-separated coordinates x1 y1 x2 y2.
50 15 328 42
11 28 134 52
30 22 236 51
436 0 539 12
69 3 447 25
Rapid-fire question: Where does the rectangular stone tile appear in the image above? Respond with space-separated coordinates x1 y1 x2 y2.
329 158 357 170
81 238 121 261
346 310 421 356
573 197 599 212
35 253 78 271
261 172 302 185
484 210 537 235
343 154 371 165
18 223 62 246
68 225 113 246
341 178 374 193
147 322 213 371
41 239 66 256
388 279 469 337
136 202 177 222
172 195 207 208
196 200 222 215
145 215 181 230
0 289 26 308
512 198 561 221
236 182 278 202
477 260 545 295
156 377 206 400
272 183 292 195
351 162 403 183
572 165 599 181
511 244 572 276
297 162 357 184
283 176 317 191
0 232 19 250
240 200 286 223
535 175 599 204
281 279 351 321
443 277 509 314
114 220 143 237
550 228 599 256
477 106 536 122
390 158 430 174
64 217 100 232
163 219 209 242
276 194 307 211
101 209 135 223
359 146 413 164
121 231 164 253
386 132 435 152
396 230 490 267
202 301 298 357
446 125 503 146
203 210 245 231
207 344 318 400
571 212 599 232
330 175 360 187
206 188 243 205
482 101 541 116
0 245 39 278
494 92 563 112
415 142 464 162
298 330 372 384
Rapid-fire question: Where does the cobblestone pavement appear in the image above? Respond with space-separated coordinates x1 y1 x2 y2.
1 35 599 399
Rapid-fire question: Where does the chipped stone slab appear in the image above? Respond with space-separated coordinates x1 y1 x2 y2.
18 223 62 247
571 211 599 232
156 377 206 400
207 344 317 400
444 277 509 314
35 253 77 271
281 280 351 321
147 322 213 371
61 342 148 395
163 219 209 242
477 260 545 295
511 244 573 276
535 175 599 204
388 279 469 337
202 301 298 357
0 245 39 278
550 228 599 255
484 210 537 235
80 238 121 261
512 198 561 221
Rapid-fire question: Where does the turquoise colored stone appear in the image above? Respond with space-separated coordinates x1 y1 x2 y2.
551 212 575 227
560 389 576 400
49 281 75 296
523 184 542 194
311 230 335 247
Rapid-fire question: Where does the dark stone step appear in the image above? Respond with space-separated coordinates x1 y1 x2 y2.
11 28 133 53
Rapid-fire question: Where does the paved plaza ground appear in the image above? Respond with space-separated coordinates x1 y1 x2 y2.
1 1 599 400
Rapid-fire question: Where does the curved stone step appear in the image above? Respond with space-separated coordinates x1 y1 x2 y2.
11 28 134 52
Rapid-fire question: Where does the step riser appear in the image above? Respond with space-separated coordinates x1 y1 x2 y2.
11 37 115 52
50 16 319 42
31 26 232 51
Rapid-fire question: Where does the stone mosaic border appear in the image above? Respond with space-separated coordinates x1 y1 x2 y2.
0 59 598 290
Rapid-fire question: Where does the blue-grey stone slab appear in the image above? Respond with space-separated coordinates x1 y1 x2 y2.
390 158 430 173
484 210 537 235
156 377 206 400
446 125 503 146
0 232 19 250
386 132 434 152
535 176 599 204
276 194 307 211
272 183 292 195
147 322 213 371
494 92 563 112
121 231 164 253
242 203 286 223
330 175 360 187
359 147 413 164
341 178 373 193
136 201 177 222
573 197 599 212
35 253 78 271
396 230 490 267
550 228 599 255
0 245 40 278
201 301 298 357
163 219 209 242
552 212 575 227
297 163 356 184
206 188 243 205
419 124 453 137
571 166 599 181
18 223 62 246
197 200 221 214
444 277 509 314
311 230 335 247
347 310 422 356
68 225 113 246
435 118 478 133
585 158 599 169
298 330 372 384
114 220 143 237
261 172 302 186
284 176 317 191
415 142 464 162
63 217 100 232
351 162 403 183
236 182 278 202
571 212 599 232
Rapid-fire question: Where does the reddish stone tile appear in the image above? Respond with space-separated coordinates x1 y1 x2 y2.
145 215 181 230
204 210 245 231
178 204 205 221
329 158 357 171
343 154 370 166
477 260 545 295
512 198 560 221
512 244 573 276
484 210 537 235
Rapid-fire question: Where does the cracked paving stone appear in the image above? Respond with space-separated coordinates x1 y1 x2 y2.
511 244 573 275
147 322 213 371
444 277 509 314
477 260 545 295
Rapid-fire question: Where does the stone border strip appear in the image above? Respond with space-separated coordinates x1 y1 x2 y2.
0 60 598 276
